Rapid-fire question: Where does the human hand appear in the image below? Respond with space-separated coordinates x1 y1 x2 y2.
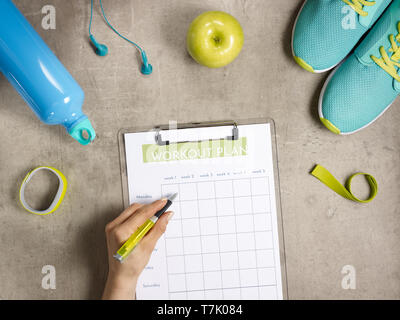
102 199 173 300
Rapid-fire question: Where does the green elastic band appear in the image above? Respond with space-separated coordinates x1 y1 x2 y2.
310 164 378 203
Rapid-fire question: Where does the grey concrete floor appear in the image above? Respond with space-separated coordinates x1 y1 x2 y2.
0 0 399 299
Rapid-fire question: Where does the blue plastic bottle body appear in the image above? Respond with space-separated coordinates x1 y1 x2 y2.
0 0 95 144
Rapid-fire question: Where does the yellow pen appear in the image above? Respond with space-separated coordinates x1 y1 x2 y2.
113 193 178 263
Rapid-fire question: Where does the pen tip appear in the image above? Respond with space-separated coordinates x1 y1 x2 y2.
169 193 178 201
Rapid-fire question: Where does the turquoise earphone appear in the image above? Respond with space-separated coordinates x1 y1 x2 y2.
89 0 152 75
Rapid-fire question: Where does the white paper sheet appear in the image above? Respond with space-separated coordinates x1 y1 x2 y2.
124 123 283 300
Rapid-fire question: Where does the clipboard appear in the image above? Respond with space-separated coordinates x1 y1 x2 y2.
118 118 288 300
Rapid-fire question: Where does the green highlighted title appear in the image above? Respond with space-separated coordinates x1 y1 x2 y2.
142 138 248 163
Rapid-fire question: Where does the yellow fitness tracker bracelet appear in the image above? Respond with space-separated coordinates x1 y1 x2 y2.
19 166 67 215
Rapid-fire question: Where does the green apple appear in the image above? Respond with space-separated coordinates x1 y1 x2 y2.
187 11 244 68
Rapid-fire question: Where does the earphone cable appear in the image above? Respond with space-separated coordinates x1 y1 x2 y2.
89 0 94 35
98 0 144 53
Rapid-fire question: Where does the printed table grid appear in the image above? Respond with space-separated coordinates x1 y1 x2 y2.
161 177 276 300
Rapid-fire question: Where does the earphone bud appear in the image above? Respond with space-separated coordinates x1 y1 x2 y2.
89 0 153 75
89 35 108 57
140 51 153 75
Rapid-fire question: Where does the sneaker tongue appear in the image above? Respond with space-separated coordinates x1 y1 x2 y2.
355 6 400 65
359 1 382 27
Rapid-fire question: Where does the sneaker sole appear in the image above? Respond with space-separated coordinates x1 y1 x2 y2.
318 60 395 135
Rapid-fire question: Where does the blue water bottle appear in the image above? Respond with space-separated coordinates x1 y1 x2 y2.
0 0 95 145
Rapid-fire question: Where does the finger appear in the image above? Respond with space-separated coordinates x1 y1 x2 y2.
140 211 174 252
106 203 143 231
117 199 168 238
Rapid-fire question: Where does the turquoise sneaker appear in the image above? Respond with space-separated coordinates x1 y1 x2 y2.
292 0 392 73
319 0 400 134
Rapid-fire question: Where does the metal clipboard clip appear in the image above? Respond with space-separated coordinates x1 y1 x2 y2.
154 121 239 146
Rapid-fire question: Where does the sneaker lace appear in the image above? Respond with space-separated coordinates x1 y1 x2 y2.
371 22 400 82
341 0 376 16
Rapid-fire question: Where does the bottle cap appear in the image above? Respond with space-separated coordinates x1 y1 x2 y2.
68 118 96 145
